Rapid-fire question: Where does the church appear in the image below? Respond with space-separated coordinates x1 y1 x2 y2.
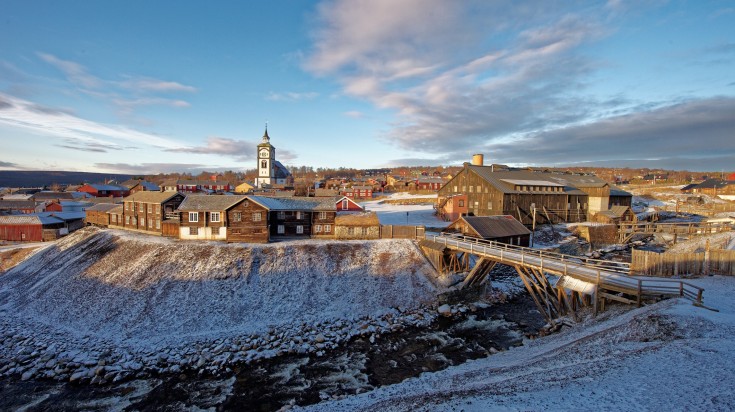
255 127 292 189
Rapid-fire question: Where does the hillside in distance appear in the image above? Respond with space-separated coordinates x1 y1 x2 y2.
0 170 134 188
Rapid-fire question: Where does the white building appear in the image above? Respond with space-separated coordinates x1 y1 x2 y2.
255 127 292 189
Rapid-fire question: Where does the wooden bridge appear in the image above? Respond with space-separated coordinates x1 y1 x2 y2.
421 234 705 325
618 221 733 243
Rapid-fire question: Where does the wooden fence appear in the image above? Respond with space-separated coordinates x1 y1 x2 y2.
380 225 425 240
631 249 735 277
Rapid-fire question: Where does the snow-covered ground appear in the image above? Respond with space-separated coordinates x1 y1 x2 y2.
299 275 735 411
361 193 450 228
0 227 445 382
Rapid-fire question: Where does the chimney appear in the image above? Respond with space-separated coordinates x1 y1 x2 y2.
471 154 484 166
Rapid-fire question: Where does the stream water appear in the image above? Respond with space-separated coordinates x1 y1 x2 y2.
0 291 544 411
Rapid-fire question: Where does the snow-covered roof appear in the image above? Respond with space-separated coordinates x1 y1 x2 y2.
124 191 182 204
248 195 337 211
177 195 248 211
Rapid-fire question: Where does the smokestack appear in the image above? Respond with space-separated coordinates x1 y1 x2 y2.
471 154 484 166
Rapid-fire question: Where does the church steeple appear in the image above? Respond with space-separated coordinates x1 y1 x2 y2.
262 123 270 143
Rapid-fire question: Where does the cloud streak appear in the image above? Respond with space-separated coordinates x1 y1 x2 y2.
0 93 183 150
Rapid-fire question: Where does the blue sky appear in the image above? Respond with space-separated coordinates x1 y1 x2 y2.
0 0 733 174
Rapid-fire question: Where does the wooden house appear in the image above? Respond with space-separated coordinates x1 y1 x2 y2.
247 196 337 239
334 212 380 240
343 185 373 199
443 215 531 247
336 196 364 212
436 194 468 222
173 195 271 243
121 179 161 194
77 183 130 198
437 160 632 225
234 181 255 194
86 203 121 227
0 213 84 242
592 205 637 225
0 200 43 214
415 177 444 191
123 191 185 235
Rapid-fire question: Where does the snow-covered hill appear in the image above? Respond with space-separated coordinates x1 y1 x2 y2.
0 227 442 382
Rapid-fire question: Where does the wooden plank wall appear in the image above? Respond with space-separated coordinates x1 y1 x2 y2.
631 249 735 276
380 225 425 240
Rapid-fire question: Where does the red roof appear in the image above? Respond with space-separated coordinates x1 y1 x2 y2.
727 172 735 181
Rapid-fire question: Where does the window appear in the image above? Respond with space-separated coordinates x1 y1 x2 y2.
211 212 221 223
324 224 331 233
156 219 160 229
469 186 473 193
296 225 304 234
277 225 285 234
189 212 199 222
488 202 492 210
125 202 130 211
315 224 322 233
319 211 327 220
189 227 198 235
147 204 152 213
148 219 153 228
125 216 130 224
459 200 465 207
140 217 145 227
253 212 262 222
462 185 466 192
348 227 355 235
362 227 368 235
477 186 481 193
138 202 143 212
132 217 137 225
342 200 349 210
474 201 479 210
453 185 458 192
296 211 303 220
233 212 241 222
277 211 285 219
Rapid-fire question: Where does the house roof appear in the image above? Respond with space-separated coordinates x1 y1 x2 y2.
177 195 247 211
680 183 699 191
247 195 337 212
273 160 292 179
83 183 128 191
86 203 122 213
694 178 735 189
0 200 37 209
598 205 631 218
335 212 380 226
32 191 79 201
465 166 613 195
609 185 632 197
450 215 531 239
0 214 61 225
124 191 182 204
315 188 340 197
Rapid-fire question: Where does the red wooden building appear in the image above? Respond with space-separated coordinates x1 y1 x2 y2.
77 184 130 198
336 196 364 212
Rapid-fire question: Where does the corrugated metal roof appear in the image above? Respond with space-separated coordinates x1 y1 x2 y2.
460 215 530 239
124 191 182 203
247 195 337 211
466 166 611 194
0 200 37 209
86 203 121 212
177 195 247 211
0 214 67 225
499 179 564 187
86 184 128 191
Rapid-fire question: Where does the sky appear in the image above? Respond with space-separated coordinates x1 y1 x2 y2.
0 0 733 175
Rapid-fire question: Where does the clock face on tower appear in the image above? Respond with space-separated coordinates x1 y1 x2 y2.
259 149 269 158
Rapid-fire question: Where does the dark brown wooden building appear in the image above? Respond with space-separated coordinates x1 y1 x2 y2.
443 215 531 247
123 191 185 235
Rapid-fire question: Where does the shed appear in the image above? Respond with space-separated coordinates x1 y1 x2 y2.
336 196 364 212
444 215 531 246
334 212 380 240
593 205 636 224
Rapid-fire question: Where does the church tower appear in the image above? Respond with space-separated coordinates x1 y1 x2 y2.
256 126 276 188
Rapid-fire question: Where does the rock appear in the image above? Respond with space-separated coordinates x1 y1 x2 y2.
437 304 452 316
21 370 34 380
69 370 86 382
314 334 325 343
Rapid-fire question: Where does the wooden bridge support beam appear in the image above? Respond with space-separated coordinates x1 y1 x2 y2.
461 258 497 289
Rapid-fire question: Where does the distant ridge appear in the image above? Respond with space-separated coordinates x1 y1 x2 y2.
0 170 134 188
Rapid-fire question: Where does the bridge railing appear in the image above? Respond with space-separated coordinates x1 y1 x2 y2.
429 233 705 304
429 233 631 274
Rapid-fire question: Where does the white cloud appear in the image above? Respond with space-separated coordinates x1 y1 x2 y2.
265 91 319 102
0 93 183 150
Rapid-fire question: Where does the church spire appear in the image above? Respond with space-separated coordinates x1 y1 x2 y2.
262 122 270 143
